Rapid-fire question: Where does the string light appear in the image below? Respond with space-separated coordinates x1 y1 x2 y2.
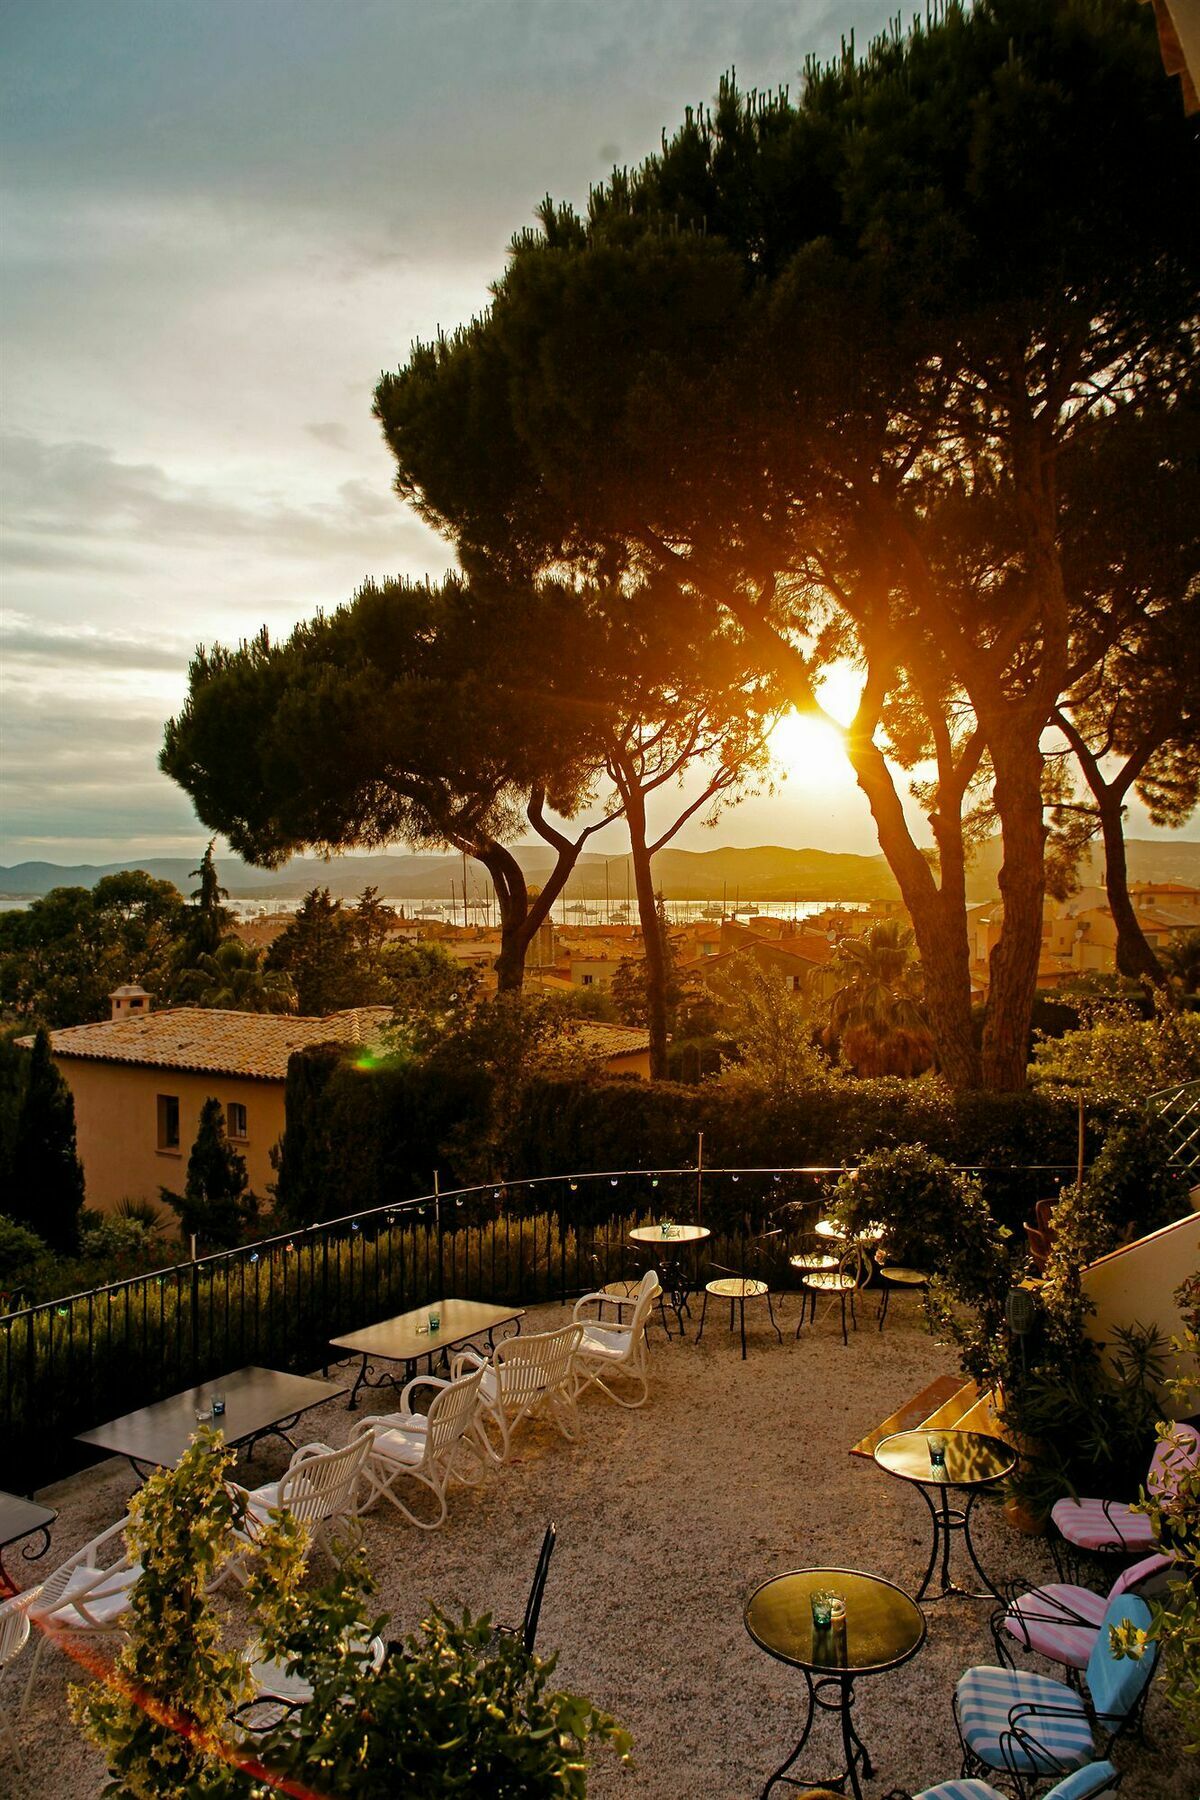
569 1181 578 1192
610 1178 619 1187
249 1252 260 1265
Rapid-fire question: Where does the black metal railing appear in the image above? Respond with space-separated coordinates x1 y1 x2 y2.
1 1162 1079 1490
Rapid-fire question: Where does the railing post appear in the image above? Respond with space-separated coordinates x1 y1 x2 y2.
434 1169 445 1298
696 1132 704 1227
189 1235 200 1381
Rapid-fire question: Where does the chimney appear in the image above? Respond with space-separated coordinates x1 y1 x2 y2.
110 982 152 1021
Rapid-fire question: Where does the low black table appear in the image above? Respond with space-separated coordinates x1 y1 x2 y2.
0 1491 56 1596
874 1427 1017 1602
744 1566 925 1799
330 1298 524 1409
76 1365 349 1478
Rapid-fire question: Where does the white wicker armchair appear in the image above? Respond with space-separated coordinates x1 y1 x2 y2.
21 1518 139 1718
216 1436 371 1589
453 1323 584 1464
1 1588 38 1766
349 1363 488 1529
571 1267 660 1409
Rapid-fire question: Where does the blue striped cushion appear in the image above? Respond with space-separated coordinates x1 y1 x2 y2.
1045 1761 1120 1799
956 1665 1093 1774
916 1782 1005 1799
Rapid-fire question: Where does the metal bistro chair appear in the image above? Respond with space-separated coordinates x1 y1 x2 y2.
795 1242 870 1346
953 1593 1157 1800
875 1244 931 1330
491 1521 557 1657
697 1229 783 1359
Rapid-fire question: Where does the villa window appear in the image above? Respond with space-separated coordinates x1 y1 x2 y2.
228 1101 248 1140
580 973 594 986
157 1094 180 1151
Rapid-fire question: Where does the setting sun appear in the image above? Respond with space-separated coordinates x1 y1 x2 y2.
767 664 862 787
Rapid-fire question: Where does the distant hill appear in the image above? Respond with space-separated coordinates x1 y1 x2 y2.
3 837 1198 904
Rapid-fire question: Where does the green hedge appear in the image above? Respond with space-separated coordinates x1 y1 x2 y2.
503 1077 1092 1235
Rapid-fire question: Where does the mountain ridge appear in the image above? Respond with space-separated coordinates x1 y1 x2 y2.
3 838 1198 905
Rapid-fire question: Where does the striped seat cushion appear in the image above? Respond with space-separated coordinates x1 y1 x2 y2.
956 1665 1093 1774
919 1764 1119 1800
916 1782 1006 1799
1002 1582 1108 1669
1050 1496 1155 1553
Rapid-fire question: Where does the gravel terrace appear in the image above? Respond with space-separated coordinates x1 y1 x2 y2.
4 1289 1192 1800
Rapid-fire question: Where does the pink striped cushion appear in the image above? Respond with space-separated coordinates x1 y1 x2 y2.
1002 1583 1107 1669
1050 1496 1156 1553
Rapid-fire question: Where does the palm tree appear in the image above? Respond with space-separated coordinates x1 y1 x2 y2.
825 920 933 1076
172 939 297 1013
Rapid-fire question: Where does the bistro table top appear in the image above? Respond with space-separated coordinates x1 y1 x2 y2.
874 1428 1017 1489
744 1568 926 1677
330 1298 524 1364
628 1223 711 1247
0 1491 56 1550
814 1218 884 1244
76 1365 348 1468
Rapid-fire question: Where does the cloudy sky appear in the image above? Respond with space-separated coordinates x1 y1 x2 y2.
2 1 1193 871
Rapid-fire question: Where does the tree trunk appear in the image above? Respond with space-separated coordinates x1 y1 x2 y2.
1097 790 1164 985
844 735 981 1090
615 760 670 1079
471 842 530 993
981 728 1046 1091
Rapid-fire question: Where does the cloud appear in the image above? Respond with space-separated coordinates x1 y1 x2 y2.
0 431 434 569
305 421 351 451
0 613 189 673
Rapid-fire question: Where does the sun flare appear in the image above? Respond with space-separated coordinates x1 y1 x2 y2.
767 664 862 788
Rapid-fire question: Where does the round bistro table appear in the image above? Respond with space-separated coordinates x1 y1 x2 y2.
744 1566 926 1799
873 1428 1017 1602
627 1223 711 1334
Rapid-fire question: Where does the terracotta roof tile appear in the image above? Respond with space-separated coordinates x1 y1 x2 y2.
24 1007 395 1082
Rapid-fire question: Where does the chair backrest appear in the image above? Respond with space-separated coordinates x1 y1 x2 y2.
838 1244 869 1287
628 1268 661 1337
280 1436 371 1525
1110 1550 1175 1602
521 1522 557 1655
495 1325 582 1406
1147 1421 1200 1498
1042 1762 1120 1800
1084 1593 1155 1721
0 1590 33 1667
426 1364 485 1460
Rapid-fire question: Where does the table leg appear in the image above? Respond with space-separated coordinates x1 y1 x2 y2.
912 1482 1001 1601
0 1525 54 1596
760 1672 872 1799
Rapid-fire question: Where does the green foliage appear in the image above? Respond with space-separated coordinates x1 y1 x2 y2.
718 960 833 1099
10 1026 85 1253
1110 1270 1200 1754
999 1318 1168 1522
829 1145 1013 1341
71 1430 629 1799
70 1429 268 1797
266 887 386 1014
163 1098 257 1250
386 939 480 1051
1163 930 1200 998
0 872 186 1027
181 841 233 961
170 938 297 1014
245 1584 632 1799
1047 1107 1189 1272
0 1213 55 1294
1030 995 1200 1101
824 922 933 1077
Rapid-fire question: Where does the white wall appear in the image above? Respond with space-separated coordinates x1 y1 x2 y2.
1083 1212 1200 1418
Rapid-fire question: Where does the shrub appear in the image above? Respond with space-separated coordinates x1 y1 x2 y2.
1030 996 1200 1102
71 1432 631 1799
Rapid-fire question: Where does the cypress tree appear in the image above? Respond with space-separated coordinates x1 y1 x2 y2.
164 1098 255 1251
11 1027 85 1254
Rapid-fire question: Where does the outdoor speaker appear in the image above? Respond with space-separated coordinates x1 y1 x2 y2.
1005 1286 1037 1336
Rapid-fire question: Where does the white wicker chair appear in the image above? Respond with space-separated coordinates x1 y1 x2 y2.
21 1519 139 1718
571 1266 660 1409
1 1588 38 1766
453 1323 584 1465
218 1436 371 1588
350 1363 488 1529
